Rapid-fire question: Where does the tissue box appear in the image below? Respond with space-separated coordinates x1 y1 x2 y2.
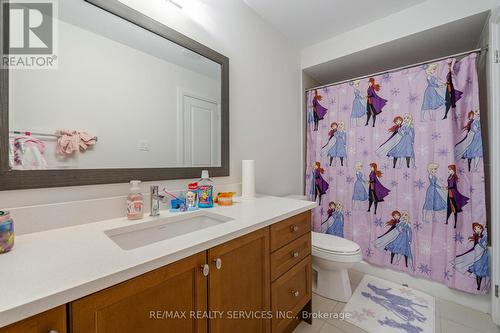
0 211 14 254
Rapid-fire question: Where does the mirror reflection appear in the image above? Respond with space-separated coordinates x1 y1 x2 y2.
8 0 222 170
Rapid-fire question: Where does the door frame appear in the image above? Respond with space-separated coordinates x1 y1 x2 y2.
177 88 220 167
488 6 500 325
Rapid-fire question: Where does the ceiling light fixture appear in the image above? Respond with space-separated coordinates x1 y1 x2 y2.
166 0 183 9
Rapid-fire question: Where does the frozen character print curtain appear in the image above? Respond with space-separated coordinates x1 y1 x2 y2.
306 54 488 295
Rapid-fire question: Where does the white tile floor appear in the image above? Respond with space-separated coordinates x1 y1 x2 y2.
293 271 500 333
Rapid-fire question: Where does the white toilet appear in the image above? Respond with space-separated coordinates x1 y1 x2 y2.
312 232 362 302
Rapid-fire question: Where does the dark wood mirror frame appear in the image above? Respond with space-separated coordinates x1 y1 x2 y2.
0 0 229 190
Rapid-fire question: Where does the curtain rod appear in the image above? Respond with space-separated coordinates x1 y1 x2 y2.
305 46 487 93
9 130 98 142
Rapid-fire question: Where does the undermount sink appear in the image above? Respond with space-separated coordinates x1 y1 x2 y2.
105 211 234 250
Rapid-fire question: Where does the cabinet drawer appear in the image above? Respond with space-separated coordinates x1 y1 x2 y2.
271 233 311 281
271 256 311 333
0 305 66 333
270 212 311 252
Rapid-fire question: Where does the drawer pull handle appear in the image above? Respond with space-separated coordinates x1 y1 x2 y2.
49 331 60 333
291 251 299 258
201 264 210 276
213 258 222 270
290 225 299 232
291 290 300 297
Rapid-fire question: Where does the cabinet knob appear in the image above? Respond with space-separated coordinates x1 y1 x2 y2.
213 258 222 270
290 225 299 232
201 264 210 276
291 251 299 258
291 290 300 297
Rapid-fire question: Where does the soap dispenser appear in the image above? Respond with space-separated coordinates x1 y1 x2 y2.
127 180 144 220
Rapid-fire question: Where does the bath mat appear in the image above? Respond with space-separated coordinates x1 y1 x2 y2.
343 275 435 333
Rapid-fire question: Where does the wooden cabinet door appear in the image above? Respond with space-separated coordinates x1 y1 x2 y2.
71 252 207 333
0 306 66 333
208 228 270 333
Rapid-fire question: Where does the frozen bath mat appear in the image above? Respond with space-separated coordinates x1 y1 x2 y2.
343 275 435 333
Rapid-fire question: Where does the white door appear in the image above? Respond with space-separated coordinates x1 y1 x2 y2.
489 7 500 326
182 95 220 167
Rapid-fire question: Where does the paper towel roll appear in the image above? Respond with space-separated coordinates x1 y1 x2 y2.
241 160 256 199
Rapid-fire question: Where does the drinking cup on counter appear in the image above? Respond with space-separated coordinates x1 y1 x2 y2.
0 211 14 254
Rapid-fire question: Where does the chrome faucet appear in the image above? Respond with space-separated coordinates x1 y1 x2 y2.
150 185 163 216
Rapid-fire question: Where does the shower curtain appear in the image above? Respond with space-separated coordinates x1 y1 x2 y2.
306 53 488 295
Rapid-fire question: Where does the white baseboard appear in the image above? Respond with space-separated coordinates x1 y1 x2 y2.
352 260 491 314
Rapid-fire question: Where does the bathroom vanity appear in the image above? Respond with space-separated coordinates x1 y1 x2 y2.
0 197 315 333
0 1 315 331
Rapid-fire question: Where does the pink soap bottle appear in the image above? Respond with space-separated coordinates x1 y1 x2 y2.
127 180 144 220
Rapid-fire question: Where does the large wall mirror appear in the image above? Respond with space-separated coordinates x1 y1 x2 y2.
0 0 229 190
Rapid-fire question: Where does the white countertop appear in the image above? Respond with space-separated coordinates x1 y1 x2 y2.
0 196 315 327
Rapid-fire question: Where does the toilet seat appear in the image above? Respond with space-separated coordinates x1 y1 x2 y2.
312 232 362 262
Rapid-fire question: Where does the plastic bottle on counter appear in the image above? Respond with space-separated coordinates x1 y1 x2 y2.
197 170 214 208
186 182 199 210
127 180 144 220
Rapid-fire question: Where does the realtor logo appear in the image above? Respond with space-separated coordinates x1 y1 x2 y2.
2 0 58 69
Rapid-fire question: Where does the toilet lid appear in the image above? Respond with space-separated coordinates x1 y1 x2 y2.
312 232 360 254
